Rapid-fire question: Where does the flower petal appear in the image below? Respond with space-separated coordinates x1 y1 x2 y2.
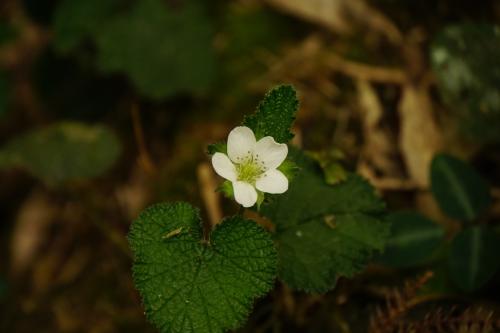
212 153 236 182
227 126 256 163
256 169 288 194
254 136 288 170
233 181 258 207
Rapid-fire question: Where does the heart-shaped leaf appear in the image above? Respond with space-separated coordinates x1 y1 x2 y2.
449 226 500 292
128 202 277 333
430 154 491 221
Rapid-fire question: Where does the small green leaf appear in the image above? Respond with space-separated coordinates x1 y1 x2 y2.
308 149 348 185
449 226 500 292
243 85 298 143
256 190 265 210
207 142 227 155
277 159 299 182
378 212 445 268
217 180 234 199
322 163 348 185
129 202 277 333
0 122 121 184
260 148 388 292
431 24 500 143
95 0 216 99
431 154 491 221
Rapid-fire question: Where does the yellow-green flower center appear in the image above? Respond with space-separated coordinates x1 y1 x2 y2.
236 160 264 183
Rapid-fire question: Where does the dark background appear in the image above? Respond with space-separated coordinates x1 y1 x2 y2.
1 0 500 332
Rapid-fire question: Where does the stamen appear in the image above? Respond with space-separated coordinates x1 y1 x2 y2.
236 155 264 183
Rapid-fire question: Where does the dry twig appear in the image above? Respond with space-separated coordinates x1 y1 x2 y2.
130 103 157 175
197 163 223 227
369 271 434 333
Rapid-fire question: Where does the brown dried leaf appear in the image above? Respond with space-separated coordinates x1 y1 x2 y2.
264 0 402 43
10 189 56 275
398 84 443 186
357 80 401 178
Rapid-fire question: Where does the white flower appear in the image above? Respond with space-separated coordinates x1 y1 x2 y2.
211 126 289 207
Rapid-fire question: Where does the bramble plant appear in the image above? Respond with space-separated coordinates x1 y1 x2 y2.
128 85 389 333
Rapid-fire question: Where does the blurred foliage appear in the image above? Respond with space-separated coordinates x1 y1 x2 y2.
379 154 500 293
431 24 500 143
449 226 500 292
52 0 123 53
378 212 444 268
95 0 216 99
53 0 216 99
213 3 304 115
223 4 295 58
431 153 491 221
34 52 123 121
0 122 121 184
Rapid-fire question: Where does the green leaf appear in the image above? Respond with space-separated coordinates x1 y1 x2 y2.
259 148 388 292
256 190 265 210
243 85 298 143
95 0 216 99
431 24 500 143
377 212 445 268
128 202 277 333
207 142 227 156
308 149 348 185
449 226 500 292
52 0 122 53
430 154 491 221
0 122 121 184
277 159 299 182
217 180 233 199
